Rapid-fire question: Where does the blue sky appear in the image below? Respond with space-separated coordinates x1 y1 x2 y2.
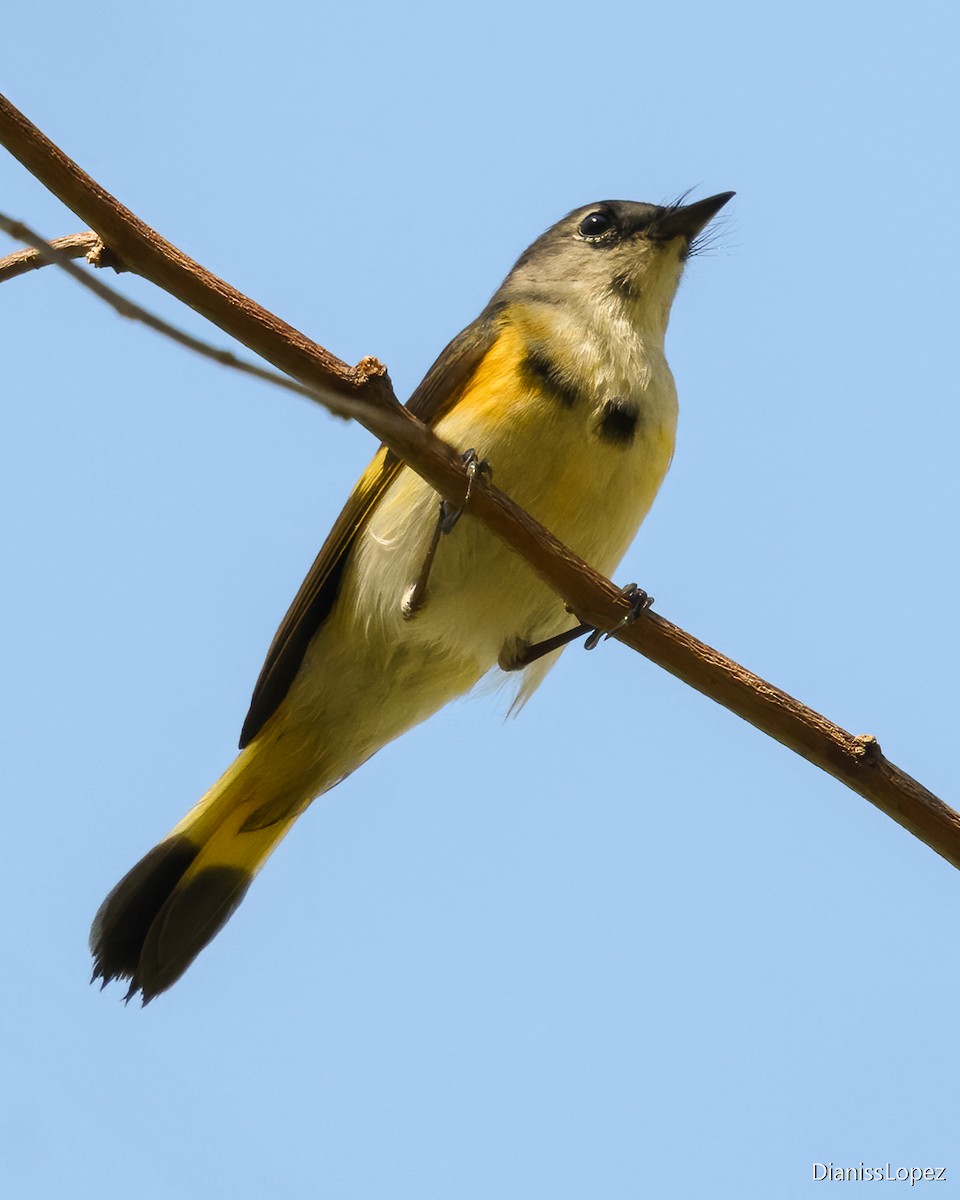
3 1 959 1197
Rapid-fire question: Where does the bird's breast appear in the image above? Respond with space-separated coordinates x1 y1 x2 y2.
350 313 678 668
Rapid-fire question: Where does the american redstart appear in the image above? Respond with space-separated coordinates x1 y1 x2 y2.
91 191 733 1001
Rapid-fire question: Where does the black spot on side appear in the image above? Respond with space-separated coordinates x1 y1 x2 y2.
136 866 254 1004
90 835 200 987
522 347 581 409
597 397 640 445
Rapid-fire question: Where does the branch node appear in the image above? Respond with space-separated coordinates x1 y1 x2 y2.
853 733 882 762
86 238 125 273
353 355 388 385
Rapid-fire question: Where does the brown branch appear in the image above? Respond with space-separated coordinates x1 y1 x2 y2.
0 229 101 282
2 89 957 872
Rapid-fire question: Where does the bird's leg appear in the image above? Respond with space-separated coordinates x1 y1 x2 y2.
499 584 653 670
400 505 445 620
498 622 593 670
402 449 490 619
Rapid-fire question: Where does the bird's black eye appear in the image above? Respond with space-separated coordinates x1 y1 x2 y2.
578 209 615 239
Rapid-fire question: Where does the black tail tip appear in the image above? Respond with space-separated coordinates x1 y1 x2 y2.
90 836 199 1003
91 838 255 1003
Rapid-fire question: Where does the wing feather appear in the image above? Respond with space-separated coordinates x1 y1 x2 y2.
238 311 500 747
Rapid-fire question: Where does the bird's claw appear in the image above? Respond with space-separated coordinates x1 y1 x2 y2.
583 583 653 650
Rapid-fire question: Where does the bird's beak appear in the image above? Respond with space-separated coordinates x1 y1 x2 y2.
655 191 735 242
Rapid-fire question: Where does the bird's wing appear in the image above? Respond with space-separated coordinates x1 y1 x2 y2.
238 311 500 747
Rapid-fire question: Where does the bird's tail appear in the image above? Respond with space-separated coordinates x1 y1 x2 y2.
90 748 311 1003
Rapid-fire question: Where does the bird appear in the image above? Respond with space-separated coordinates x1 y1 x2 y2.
90 190 733 1001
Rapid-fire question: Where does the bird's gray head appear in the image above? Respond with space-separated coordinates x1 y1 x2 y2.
494 192 734 328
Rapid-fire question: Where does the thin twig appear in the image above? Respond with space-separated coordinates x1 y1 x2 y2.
0 215 348 413
1 89 958 871
0 230 100 282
